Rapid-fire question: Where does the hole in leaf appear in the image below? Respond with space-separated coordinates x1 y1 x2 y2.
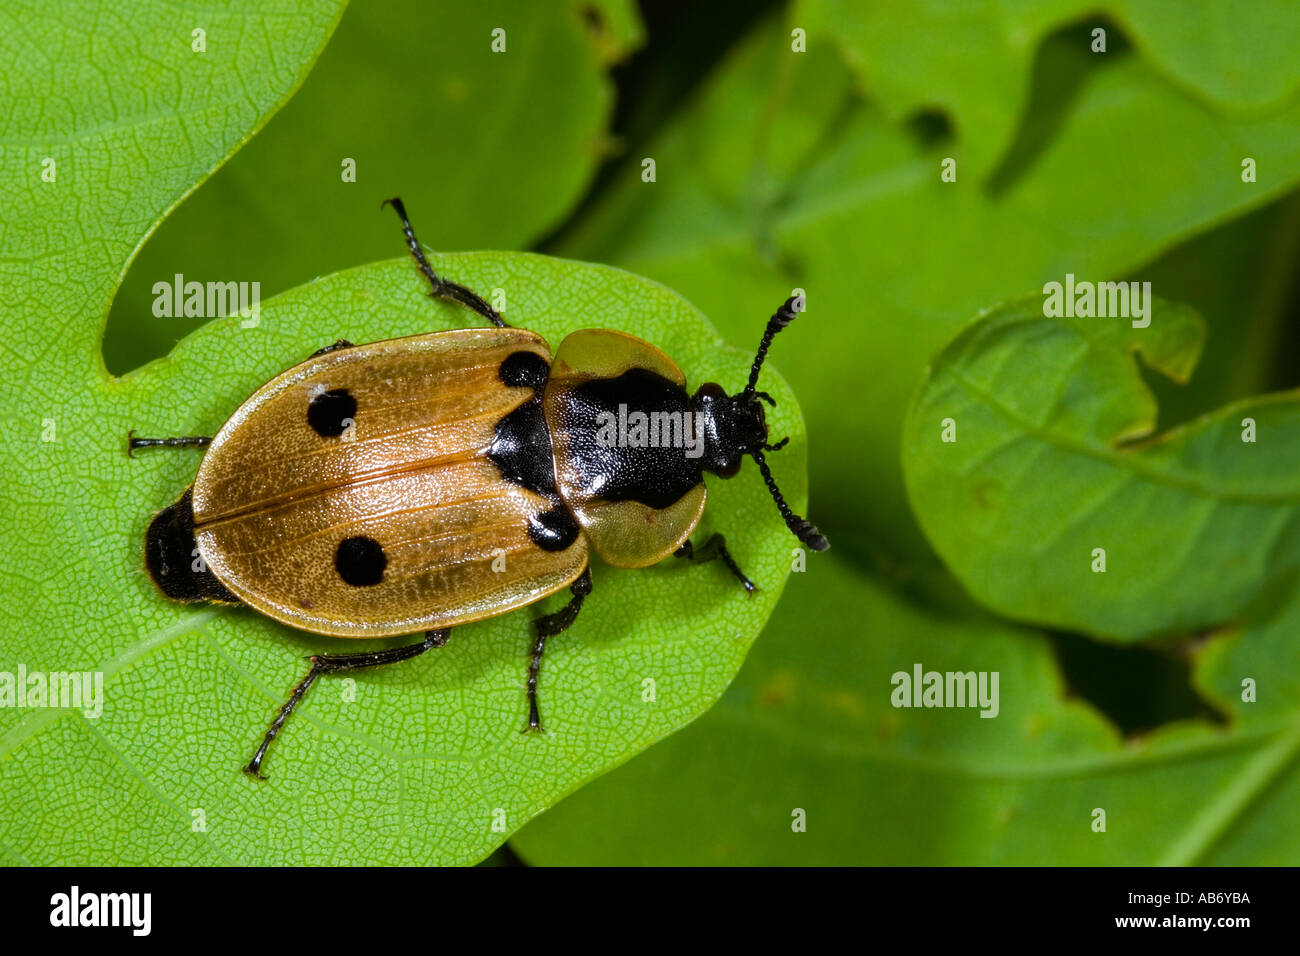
1049 630 1228 737
904 108 953 148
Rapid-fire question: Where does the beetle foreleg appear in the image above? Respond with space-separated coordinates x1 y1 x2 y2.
674 533 757 594
243 627 451 780
524 567 592 733
382 197 509 330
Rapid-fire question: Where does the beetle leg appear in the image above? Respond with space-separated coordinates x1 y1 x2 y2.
382 196 509 329
524 567 592 733
244 627 451 780
674 533 758 594
126 430 211 457
310 339 355 358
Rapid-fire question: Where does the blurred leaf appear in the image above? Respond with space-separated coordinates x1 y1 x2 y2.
582 0 644 63
0 0 807 865
104 0 642 374
515 552 1300 865
555 9 1300 561
801 0 1300 177
902 298 1300 640
1105 0 1300 111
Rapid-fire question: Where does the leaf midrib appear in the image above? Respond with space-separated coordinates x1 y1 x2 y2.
0 609 217 760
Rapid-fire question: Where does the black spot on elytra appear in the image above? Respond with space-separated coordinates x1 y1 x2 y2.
528 505 580 552
335 535 386 587
499 350 550 390
308 388 357 438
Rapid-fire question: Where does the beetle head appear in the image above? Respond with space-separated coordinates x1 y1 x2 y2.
690 382 769 477
691 295 828 552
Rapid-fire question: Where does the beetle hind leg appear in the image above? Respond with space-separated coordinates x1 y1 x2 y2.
382 196 509 330
524 567 592 733
244 627 451 780
675 533 758 594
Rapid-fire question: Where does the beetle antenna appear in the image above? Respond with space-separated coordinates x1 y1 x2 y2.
751 449 829 551
743 295 804 399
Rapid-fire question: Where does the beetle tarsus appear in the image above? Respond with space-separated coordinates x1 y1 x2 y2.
244 628 451 779
127 431 212 457
524 568 592 733
244 665 321 780
382 196 509 329
675 533 758 594
524 702 543 734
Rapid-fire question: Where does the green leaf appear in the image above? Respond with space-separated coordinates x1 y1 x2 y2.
0 3 807 865
103 0 642 374
515 552 1300 865
2 257 807 866
556 8 1300 559
0 0 347 380
902 297 1300 641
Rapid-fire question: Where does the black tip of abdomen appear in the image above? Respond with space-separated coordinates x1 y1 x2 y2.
145 488 239 604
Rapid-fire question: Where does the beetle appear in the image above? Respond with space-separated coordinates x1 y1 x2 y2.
130 198 827 779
